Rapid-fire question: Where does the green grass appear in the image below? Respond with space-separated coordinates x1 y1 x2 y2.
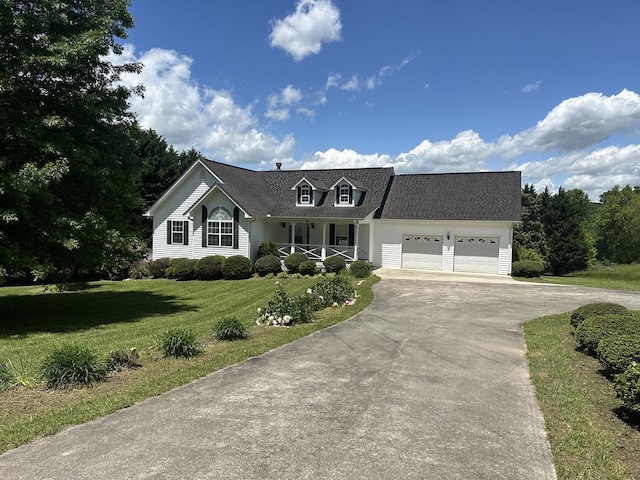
525 312 640 479
518 263 640 291
0 275 378 453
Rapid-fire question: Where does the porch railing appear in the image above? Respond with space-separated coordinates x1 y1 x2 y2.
276 243 367 262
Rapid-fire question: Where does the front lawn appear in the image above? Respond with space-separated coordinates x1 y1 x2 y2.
0 275 378 453
525 312 640 479
517 263 640 291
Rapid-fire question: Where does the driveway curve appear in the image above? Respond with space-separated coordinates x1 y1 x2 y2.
2 271 640 479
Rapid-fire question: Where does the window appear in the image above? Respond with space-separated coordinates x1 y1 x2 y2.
298 185 312 205
172 221 184 244
335 224 349 245
208 207 233 247
339 184 351 204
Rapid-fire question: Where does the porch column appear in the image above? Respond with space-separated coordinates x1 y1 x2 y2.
290 222 296 254
354 222 360 260
321 223 327 260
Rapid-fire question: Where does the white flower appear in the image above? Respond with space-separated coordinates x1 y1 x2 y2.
306 288 313 294
257 307 262 314
332 302 339 307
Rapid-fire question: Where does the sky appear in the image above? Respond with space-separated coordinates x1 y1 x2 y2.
116 0 640 200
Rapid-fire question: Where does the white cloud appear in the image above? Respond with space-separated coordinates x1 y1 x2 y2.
269 0 342 62
115 46 295 164
300 148 394 170
265 108 290 121
497 89 640 157
281 85 303 105
326 56 414 93
340 74 361 91
296 107 316 119
521 80 542 93
265 85 309 121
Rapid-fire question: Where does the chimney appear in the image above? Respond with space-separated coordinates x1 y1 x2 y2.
276 162 282 171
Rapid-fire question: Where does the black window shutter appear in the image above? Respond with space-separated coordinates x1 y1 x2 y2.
348 186 353 204
335 186 340 204
201 206 208 247
183 221 189 245
348 224 355 246
329 223 336 245
167 220 172 244
233 207 239 249
297 187 301 203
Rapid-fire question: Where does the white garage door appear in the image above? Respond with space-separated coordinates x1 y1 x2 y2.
454 236 499 274
402 235 443 270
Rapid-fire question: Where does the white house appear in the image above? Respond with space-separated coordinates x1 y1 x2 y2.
144 159 521 275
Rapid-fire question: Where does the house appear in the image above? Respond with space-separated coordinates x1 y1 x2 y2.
144 158 521 275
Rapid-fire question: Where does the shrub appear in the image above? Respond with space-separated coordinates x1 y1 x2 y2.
298 260 318 276
254 255 283 276
284 252 309 274
574 313 639 356
511 260 544 278
257 242 279 258
148 257 171 278
42 344 107 388
349 260 372 278
597 335 640 373
615 362 640 413
172 258 198 281
277 271 288 279
221 255 252 280
166 258 189 279
213 316 248 341
194 255 225 280
129 260 151 279
570 302 628 328
0 358 36 391
313 275 355 307
515 245 544 264
156 327 201 358
256 284 317 325
323 255 346 274
107 348 142 371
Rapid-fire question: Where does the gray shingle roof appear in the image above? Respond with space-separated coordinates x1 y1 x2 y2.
375 171 521 221
201 160 521 222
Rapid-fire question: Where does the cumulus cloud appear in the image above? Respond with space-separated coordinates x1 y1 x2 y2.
497 89 640 157
265 85 308 121
521 80 542 93
114 46 295 164
269 0 342 62
300 148 394 170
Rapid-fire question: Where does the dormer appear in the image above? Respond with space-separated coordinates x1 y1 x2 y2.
331 176 366 207
291 177 329 207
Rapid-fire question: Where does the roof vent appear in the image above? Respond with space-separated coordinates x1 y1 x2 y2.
276 162 282 171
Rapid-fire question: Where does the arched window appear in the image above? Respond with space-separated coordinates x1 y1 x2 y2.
208 207 233 247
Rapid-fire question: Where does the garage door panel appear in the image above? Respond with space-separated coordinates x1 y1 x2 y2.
454 237 499 274
401 235 443 271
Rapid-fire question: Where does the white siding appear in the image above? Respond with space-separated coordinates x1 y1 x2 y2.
249 219 267 262
381 244 402 268
151 165 217 260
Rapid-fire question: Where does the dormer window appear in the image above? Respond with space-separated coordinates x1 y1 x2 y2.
335 183 353 205
299 185 311 204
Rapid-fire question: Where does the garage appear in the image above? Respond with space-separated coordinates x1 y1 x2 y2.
453 236 499 274
401 234 443 270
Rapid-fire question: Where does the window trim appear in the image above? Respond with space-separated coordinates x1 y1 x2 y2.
335 183 353 206
172 221 184 244
298 184 313 205
207 207 233 247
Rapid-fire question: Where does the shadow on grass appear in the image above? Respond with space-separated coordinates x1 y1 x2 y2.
614 406 640 431
0 290 196 336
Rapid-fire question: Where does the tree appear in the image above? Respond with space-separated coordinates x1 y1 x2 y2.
0 0 143 281
595 185 640 263
513 184 548 265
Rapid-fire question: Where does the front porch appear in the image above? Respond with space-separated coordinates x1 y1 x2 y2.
275 243 368 262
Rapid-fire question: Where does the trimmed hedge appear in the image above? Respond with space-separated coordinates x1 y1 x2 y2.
168 258 198 281
148 257 171 278
298 260 318 276
194 255 225 280
570 302 628 328
254 255 282 277
574 313 639 355
511 260 544 278
284 252 308 274
323 255 346 273
615 362 640 413
597 335 640 373
221 255 252 280
257 242 279 258
349 260 372 278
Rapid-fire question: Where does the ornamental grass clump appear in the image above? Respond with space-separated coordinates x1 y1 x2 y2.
157 327 201 358
0 358 36 391
213 316 248 341
42 344 107 389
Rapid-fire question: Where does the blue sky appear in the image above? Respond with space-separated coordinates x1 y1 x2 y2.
116 0 640 200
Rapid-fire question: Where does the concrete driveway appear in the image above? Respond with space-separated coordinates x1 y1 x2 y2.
2 271 640 479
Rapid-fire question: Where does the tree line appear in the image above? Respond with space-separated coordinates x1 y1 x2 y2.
514 184 640 275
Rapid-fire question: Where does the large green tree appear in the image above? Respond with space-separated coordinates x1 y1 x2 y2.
0 0 142 281
513 184 548 265
595 185 640 264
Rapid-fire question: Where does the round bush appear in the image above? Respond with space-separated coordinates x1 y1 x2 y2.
157 327 200 358
284 252 309 274
574 313 639 355
170 258 198 281
221 255 252 280
254 255 283 277
194 255 225 280
313 275 355 307
298 260 318 276
148 257 171 278
349 260 372 278
213 316 248 341
570 302 628 328
511 260 544 278
615 362 640 413
257 242 279 258
323 255 346 273
597 335 640 373
42 344 107 388
165 258 189 279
